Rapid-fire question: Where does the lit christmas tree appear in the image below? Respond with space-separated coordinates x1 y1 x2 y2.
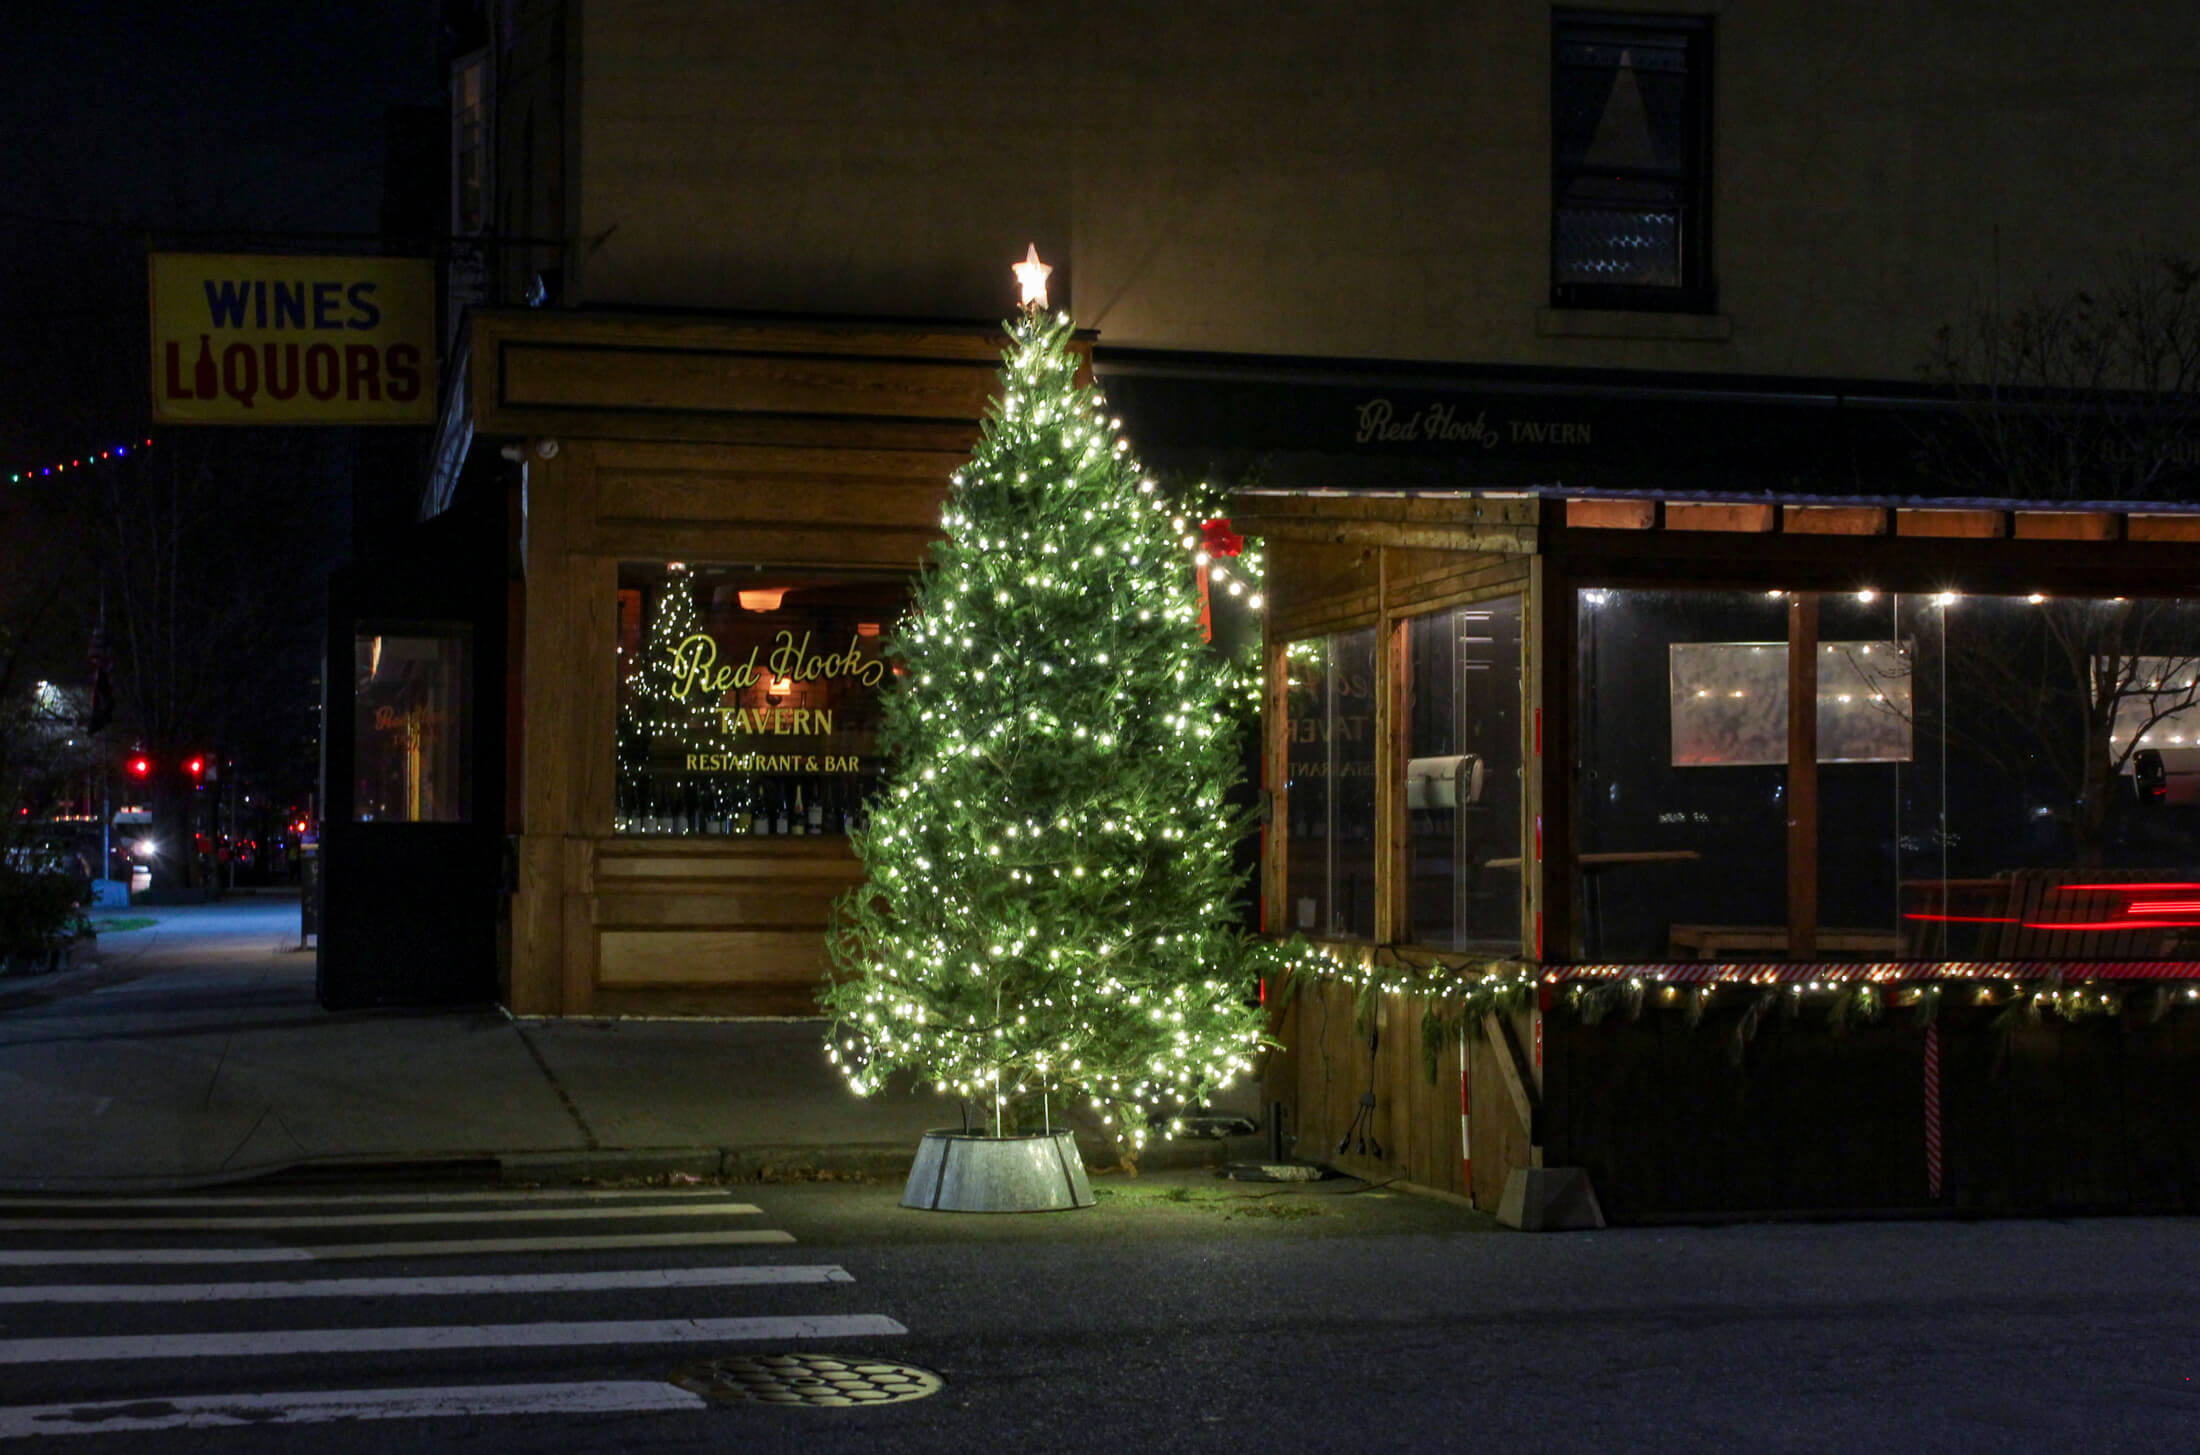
618 567 734 828
823 258 1269 1154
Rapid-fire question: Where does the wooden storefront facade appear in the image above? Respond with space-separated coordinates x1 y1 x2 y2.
444 309 1043 1018
1244 488 2200 1218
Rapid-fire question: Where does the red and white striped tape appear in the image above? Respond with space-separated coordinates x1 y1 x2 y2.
1923 1020 1944 1201
1458 1027 1472 1208
1560 959 2200 985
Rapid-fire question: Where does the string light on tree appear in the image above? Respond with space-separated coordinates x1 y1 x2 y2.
616 565 737 831
821 247 1271 1155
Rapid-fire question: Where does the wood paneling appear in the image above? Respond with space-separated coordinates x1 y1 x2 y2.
594 473 947 529
1382 551 1529 617
503 344 997 424
589 839 861 1010
1541 1002 2200 1218
468 310 1068 451
597 929 830 987
1271 978 1540 1207
1267 538 1380 639
589 522 939 570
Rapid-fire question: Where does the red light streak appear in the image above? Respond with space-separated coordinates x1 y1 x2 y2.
2050 883 2200 893
2125 900 2200 915
2021 918 2200 931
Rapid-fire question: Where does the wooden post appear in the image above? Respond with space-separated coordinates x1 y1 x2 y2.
1787 592 1819 960
1529 555 1576 963
1376 610 1410 944
1262 635 1290 935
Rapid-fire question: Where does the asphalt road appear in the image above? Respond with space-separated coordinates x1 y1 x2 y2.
0 1176 2191 1454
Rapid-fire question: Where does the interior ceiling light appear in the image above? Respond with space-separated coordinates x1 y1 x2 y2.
738 588 787 612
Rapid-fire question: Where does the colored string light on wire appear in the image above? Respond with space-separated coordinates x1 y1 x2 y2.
6 438 152 484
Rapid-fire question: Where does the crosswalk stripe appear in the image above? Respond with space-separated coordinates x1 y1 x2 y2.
0 1380 709 1436
0 1229 797 1266
0 1189 734 1211
0 1313 906 1363
0 1203 761 1232
0 1264 854 1304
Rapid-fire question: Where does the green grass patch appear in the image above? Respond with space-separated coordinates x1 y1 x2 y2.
89 917 158 934
1094 1182 1328 1219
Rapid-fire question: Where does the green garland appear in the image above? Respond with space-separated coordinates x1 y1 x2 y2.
1271 938 2200 1080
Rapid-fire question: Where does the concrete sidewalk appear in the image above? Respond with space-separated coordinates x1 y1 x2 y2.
0 896 980 1193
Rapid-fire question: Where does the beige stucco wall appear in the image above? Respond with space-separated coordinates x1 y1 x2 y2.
568 0 2199 381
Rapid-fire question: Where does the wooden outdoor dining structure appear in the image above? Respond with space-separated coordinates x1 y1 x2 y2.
1239 485 2200 1219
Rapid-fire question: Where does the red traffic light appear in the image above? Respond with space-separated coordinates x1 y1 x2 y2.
184 756 206 778
127 755 152 778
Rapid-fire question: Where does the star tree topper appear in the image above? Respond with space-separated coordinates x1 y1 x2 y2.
1012 243 1052 309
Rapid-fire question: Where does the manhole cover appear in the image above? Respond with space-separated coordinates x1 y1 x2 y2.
670 1353 944 1408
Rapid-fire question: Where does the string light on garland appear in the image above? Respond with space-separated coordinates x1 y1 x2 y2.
7 438 152 484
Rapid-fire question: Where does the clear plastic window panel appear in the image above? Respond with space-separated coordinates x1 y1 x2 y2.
1579 588 2200 962
1407 598 1524 951
1283 629 1377 940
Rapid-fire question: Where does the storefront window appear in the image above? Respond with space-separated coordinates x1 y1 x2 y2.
354 628 470 822
1283 629 1377 939
1407 598 1524 951
615 563 906 837
1579 588 2200 960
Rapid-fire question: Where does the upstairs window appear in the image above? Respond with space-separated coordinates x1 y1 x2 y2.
1552 13 1712 312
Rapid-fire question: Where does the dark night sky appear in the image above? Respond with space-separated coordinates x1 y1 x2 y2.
0 1 442 461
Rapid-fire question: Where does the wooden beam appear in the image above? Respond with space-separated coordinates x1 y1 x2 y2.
2014 511 2118 541
1566 498 1655 530
1664 502 1776 533
2128 515 2200 543
1225 517 1535 555
1783 505 1887 536
1787 593 1819 960
1482 1012 1539 1141
1895 508 2005 539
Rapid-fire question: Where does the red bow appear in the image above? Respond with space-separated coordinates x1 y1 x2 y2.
1199 517 1244 557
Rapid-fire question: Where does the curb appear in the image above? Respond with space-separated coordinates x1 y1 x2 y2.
0 1133 1259 1197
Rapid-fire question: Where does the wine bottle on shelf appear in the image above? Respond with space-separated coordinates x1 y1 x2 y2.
749 783 769 835
806 780 825 833
773 784 790 836
790 783 807 836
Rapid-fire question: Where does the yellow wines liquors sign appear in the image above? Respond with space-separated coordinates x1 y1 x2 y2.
149 254 437 424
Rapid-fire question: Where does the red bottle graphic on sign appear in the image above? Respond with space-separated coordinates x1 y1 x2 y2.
192 336 217 400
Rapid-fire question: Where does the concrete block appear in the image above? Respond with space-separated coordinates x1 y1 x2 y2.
1497 1167 1606 1231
